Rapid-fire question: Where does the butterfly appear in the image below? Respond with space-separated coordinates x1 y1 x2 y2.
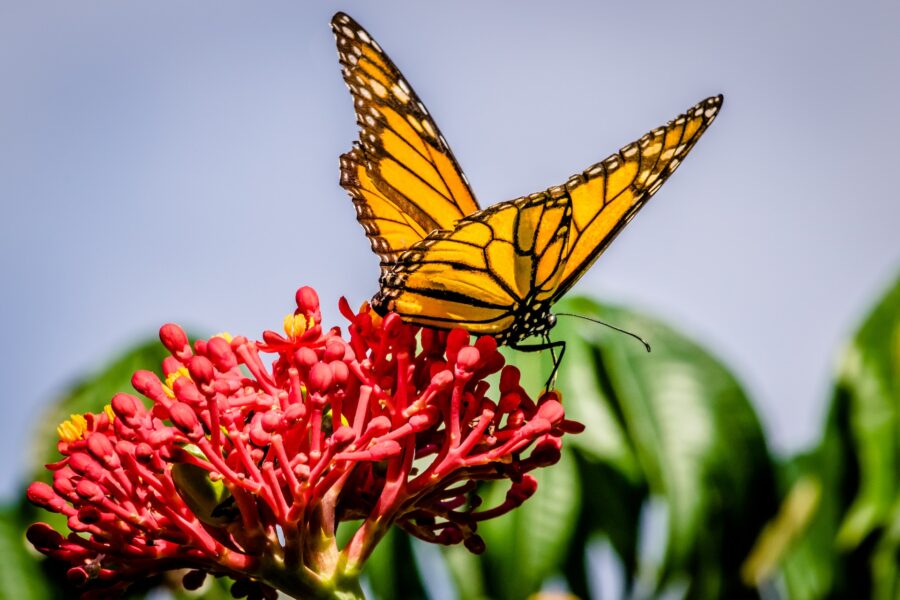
332 12 721 360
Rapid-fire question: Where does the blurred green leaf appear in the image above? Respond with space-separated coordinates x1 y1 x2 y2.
779 273 900 599
0 503 54 600
363 527 428 600
834 275 900 549
550 296 776 598
477 448 581 600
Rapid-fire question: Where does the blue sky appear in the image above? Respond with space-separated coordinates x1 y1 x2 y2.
2 1 898 497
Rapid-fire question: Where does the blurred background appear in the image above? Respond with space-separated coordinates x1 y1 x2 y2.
2 0 898 508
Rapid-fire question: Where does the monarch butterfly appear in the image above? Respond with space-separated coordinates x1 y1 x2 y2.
333 12 721 359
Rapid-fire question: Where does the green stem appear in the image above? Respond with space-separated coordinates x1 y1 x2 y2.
258 562 365 600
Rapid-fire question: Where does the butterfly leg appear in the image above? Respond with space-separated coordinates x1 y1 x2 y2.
509 337 566 391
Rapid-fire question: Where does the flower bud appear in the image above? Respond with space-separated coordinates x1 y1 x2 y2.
169 402 203 440
159 324 189 355
188 356 215 384
456 346 481 372
206 336 237 371
295 286 319 313
308 363 333 394
111 393 144 420
131 370 164 399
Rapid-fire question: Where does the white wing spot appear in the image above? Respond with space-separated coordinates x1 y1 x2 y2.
370 79 388 98
392 83 410 103
422 119 437 138
341 26 355 38
358 30 371 43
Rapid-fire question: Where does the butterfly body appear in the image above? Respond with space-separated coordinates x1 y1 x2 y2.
333 12 721 346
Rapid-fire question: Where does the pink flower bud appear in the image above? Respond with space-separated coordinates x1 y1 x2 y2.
529 438 561 466
26 523 63 551
446 328 469 361
169 402 203 440
456 346 481 372
331 426 356 448
330 361 349 387
159 323 189 355
131 370 164 398
283 403 306 421
295 346 319 370
464 535 486 554
27 482 66 512
324 340 345 362
188 356 215 384
430 369 454 389
308 363 333 393
68 453 104 480
111 393 144 419
75 480 104 502
499 366 520 392
295 286 320 313
171 377 202 405
535 399 565 425
206 336 237 371
367 440 401 459
363 416 391 437
134 442 154 463
86 434 119 467
261 411 282 432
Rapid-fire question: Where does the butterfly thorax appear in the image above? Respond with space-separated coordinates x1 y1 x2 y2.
495 299 556 345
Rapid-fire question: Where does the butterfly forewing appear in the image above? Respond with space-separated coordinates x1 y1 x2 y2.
553 95 722 299
333 11 479 273
340 148 431 269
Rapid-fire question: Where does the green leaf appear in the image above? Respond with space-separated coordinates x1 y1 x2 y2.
362 527 428 600
549 296 776 598
442 544 488 600
778 273 900 599
477 448 582 600
0 503 55 600
833 275 900 550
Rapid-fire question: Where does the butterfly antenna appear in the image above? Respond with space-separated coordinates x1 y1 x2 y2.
555 313 651 352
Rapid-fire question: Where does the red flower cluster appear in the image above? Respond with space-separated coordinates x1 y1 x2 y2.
27 287 582 598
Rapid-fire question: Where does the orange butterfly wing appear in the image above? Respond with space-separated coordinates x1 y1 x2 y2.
333 13 479 273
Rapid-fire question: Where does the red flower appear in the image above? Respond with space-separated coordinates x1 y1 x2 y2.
27 287 583 598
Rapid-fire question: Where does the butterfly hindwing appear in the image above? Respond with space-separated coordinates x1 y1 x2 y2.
553 95 723 299
375 191 572 339
333 12 479 274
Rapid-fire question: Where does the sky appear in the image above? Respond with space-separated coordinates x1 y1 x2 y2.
1 1 898 498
